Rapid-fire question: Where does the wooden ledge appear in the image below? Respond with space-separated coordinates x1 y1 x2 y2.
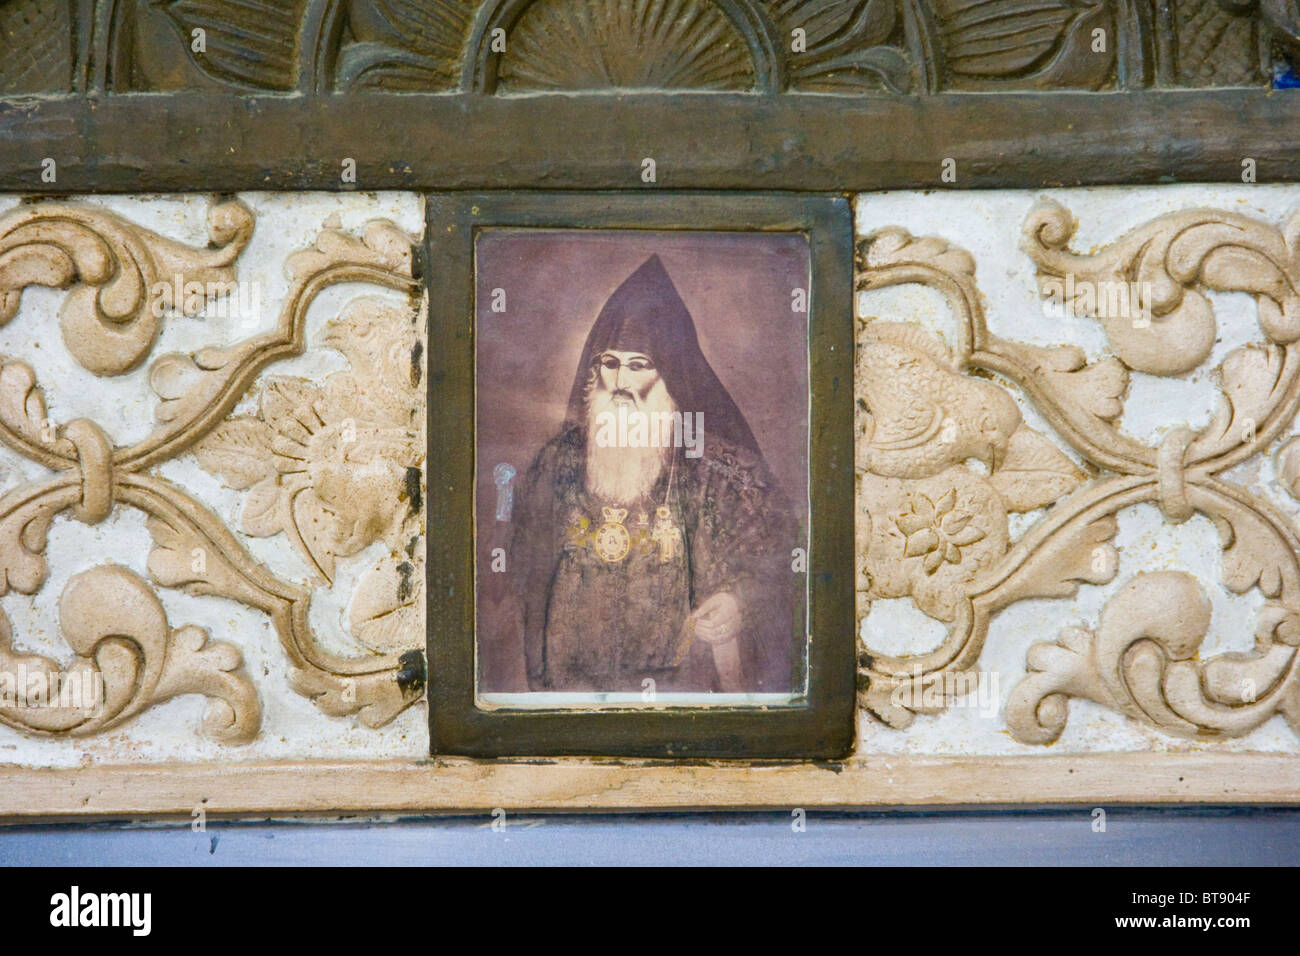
1 752 1297 821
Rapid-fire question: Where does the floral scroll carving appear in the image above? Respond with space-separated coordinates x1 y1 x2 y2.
0 199 254 376
0 199 425 743
857 199 1300 744
191 297 426 657
0 565 259 739
1006 570 1300 743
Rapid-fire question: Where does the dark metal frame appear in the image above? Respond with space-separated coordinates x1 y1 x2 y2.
427 191 856 759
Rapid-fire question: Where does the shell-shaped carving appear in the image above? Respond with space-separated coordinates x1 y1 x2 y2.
497 0 757 91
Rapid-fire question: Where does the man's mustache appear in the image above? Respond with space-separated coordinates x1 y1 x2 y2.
608 388 637 405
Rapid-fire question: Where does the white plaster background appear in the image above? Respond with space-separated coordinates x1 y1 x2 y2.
0 192 429 767
855 185 1300 755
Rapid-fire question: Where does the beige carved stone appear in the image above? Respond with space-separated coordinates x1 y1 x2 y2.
857 199 1300 744
1006 570 1300 743
0 200 254 376
1022 198 1300 376
0 564 258 740
191 296 425 657
0 199 426 743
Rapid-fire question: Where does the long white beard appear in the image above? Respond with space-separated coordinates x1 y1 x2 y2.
584 380 676 505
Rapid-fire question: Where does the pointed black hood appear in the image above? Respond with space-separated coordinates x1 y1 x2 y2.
565 254 758 453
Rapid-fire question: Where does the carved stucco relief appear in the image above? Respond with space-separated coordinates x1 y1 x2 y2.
6 186 1300 768
0 193 426 765
856 185 1300 755
4 0 1297 95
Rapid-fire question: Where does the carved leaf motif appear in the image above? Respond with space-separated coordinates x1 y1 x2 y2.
934 0 1111 83
773 0 912 92
0 357 73 462
290 486 344 580
240 477 283 538
1007 572 1300 743
160 0 310 91
1194 344 1288 458
338 0 478 91
0 200 254 377
987 511 1118 610
989 424 1086 511
0 565 259 740
142 502 284 621
350 547 423 654
1201 621 1296 704
1000 343 1129 423
1213 506 1297 603
192 419 276 490
858 227 977 281
774 0 896 44
0 482 69 597
350 0 477 49
288 666 411 728
1023 198 1300 376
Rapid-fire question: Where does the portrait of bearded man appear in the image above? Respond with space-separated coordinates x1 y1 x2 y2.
503 254 803 694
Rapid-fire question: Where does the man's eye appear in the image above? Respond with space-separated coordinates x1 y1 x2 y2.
629 361 652 371
600 357 620 369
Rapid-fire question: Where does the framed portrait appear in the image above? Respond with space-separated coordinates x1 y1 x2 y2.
428 192 855 758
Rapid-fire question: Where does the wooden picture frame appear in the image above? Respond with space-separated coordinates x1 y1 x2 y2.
427 191 857 758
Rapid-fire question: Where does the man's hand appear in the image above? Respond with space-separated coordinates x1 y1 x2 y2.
690 591 741 646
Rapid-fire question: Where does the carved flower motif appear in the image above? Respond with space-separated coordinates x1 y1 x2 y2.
856 322 1088 620
860 467 1009 622
896 489 986 575
193 297 424 654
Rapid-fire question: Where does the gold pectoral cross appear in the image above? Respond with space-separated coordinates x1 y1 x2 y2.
650 505 682 563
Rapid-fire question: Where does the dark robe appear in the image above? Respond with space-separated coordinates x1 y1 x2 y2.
507 255 802 693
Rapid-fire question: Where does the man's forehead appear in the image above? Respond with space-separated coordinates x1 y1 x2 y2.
597 349 654 362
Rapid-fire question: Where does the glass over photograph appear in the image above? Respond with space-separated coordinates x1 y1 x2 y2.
475 229 812 707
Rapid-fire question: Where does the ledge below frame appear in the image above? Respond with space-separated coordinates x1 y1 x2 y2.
1 753 1298 821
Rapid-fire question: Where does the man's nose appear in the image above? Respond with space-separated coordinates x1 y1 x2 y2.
615 364 630 390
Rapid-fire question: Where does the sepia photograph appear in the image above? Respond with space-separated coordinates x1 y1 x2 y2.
475 229 811 704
